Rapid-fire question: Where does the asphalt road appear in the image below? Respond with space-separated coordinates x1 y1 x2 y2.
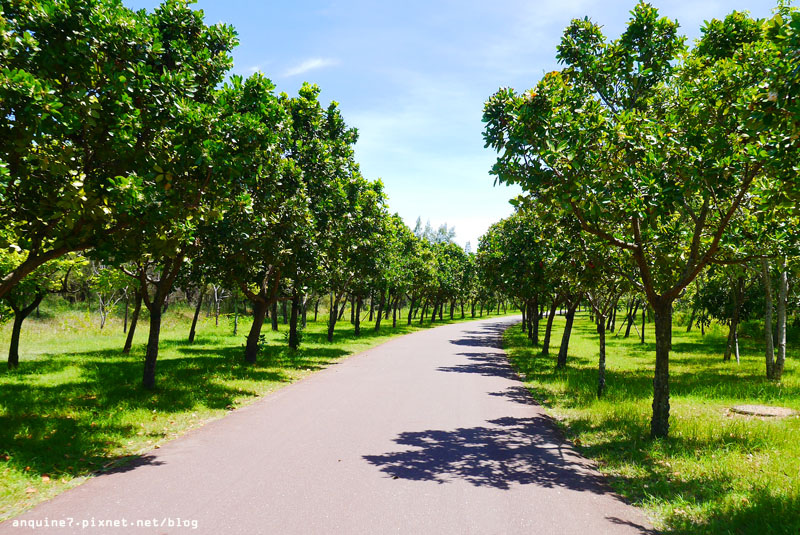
1 316 654 534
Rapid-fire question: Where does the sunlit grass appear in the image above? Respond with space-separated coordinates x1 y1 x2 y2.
504 312 800 534
0 300 515 521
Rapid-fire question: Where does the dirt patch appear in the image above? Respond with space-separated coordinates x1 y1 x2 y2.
729 404 797 418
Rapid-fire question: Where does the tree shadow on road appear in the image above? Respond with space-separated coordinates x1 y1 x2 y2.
363 415 609 493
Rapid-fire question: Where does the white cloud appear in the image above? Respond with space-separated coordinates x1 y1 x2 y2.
283 57 339 78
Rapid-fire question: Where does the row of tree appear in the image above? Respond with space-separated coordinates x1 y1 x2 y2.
0 0 517 387
481 2 800 438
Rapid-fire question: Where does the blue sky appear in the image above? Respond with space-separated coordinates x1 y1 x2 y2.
126 0 780 247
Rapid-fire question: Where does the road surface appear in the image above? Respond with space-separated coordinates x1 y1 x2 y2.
1 316 653 534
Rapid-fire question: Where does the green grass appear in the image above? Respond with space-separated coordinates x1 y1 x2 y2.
504 312 800 534
0 301 516 521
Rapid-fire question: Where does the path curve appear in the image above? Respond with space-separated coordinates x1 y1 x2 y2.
1 317 653 534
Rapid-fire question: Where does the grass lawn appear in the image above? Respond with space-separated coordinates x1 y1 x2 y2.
0 301 515 521
504 312 800 534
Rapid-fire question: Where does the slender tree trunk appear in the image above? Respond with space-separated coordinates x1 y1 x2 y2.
392 298 398 328
289 290 300 349
282 300 288 324
271 302 279 331
301 295 307 329
531 295 540 346
245 300 268 363
774 262 788 380
369 292 375 322
420 301 427 325
460 301 464 319
556 302 578 368
625 300 640 338
651 302 673 438
641 307 646 344
233 294 238 335
328 294 340 342
375 290 385 331
354 295 362 336
7 293 44 369
724 277 743 362
597 316 606 398
407 297 415 325
314 299 320 322
521 303 527 333
686 305 697 333
124 292 129 334
338 299 347 321
188 286 204 344
471 301 475 318
142 307 163 389
439 301 444 321
542 299 558 356
761 258 775 379
123 290 142 354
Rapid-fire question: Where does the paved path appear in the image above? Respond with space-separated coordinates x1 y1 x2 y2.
1 317 653 534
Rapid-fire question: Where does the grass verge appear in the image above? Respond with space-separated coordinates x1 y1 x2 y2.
0 304 515 521
503 312 800 535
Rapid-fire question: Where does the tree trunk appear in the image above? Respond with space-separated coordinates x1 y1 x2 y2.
375 290 386 331
124 292 129 334
625 300 640 338
314 299 320 322
471 301 476 318
531 295 540 346
407 297 415 325
641 307 646 344
245 300 268 363
328 294 340 342
271 302 279 331
142 307 162 389
650 302 672 438
282 300 288 324
123 290 142 354
188 286 204 344
542 299 558 356
7 293 44 369
597 316 606 398
686 305 697 333
354 295 362 336
724 277 743 362
556 302 578 368
301 296 307 329
521 303 527 332
233 294 238 335
774 262 788 380
460 301 464 319
369 292 375 322
392 298 398 328
289 290 300 348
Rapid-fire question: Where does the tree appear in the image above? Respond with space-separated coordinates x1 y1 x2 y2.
198 74 309 362
3 253 83 368
483 4 787 437
102 0 237 388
